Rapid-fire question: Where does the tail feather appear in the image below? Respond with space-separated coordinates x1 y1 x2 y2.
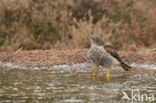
120 61 131 71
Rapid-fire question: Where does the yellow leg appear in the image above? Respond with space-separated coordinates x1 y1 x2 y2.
92 66 99 77
106 68 111 77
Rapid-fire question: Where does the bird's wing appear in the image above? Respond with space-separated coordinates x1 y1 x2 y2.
104 43 121 61
104 43 131 71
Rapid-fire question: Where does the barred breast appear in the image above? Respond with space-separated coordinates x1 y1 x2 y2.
88 45 119 67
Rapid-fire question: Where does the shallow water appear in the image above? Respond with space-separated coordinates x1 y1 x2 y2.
0 66 155 103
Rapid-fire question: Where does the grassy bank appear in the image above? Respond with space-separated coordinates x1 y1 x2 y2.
0 0 156 51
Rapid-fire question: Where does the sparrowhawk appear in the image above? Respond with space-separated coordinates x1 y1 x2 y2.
88 35 131 77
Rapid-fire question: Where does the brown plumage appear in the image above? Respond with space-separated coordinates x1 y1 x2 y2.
104 43 131 71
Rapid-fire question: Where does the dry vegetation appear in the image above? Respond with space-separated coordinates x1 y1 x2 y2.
0 50 155 67
0 0 156 51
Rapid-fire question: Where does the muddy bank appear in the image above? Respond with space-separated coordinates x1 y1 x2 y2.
0 49 155 67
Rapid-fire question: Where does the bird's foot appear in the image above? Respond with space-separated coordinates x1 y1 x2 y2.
92 73 96 77
106 74 111 77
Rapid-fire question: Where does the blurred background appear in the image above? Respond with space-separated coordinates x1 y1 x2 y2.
0 0 155 51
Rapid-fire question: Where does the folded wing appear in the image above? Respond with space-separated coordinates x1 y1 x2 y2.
104 43 131 71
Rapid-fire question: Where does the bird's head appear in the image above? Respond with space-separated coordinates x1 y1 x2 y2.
88 35 104 46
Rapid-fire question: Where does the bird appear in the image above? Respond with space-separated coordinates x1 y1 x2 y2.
88 35 131 77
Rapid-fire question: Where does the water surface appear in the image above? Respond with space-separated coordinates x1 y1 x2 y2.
0 66 155 103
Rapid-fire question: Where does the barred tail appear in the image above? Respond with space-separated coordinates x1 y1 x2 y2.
120 61 131 71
